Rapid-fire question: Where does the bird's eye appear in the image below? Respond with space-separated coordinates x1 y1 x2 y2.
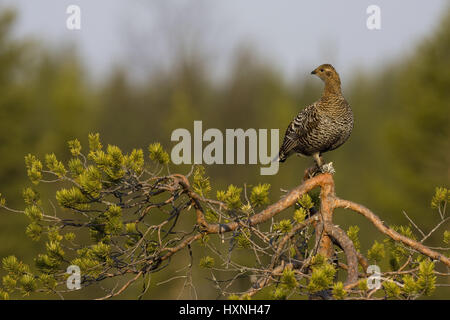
320 69 324 72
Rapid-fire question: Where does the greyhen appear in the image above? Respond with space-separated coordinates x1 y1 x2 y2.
278 64 353 173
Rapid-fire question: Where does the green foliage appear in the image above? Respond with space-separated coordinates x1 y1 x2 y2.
0 290 8 300
88 144 127 180
271 268 298 300
297 194 314 210
240 203 252 215
332 281 347 300
367 240 385 262
307 263 336 293
124 149 144 174
416 260 436 296
125 222 140 247
90 242 111 261
71 242 112 278
2 255 29 275
383 280 401 298
25 223 42 241
1 133 448 299
310 254 326 267
45 153 66 177
204 208 218 222
280 267 298 289
197 234 210 246
385 225 416 270
88 133 102 153
394 225 416 240
24 205 43 222
2 126 449 300
293 207 306 223
104 205 124 235
431 187 449 209
64 232 76 241
22 187 40 205
273 219 292 234
387 253 401 271
402 274 418 296
289 246 296 258
346 225 360 251
35 254 59 274
358 279 368 291
47 227 63 242
55 186 89 210
1 255 36 296
45 241 65 261
235 230 252 249
444 230 450 245
77 165 102 197
68 135 145 186
24 154 42 185
39 274 57 292
199 256 215 269
2 275 16 291
148 142 170 165
217 185 242 209
125 222 137 234
104 145 126 180
0 14 98 300
272 286 289 300
250 183 270 207
88 205 123 242
34 228 66 274
18 274 37 295
68 158 84 177
68 139 82 157
192 166 211 196
307 255 336 293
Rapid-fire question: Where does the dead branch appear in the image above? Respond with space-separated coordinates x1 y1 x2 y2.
334 198 450 267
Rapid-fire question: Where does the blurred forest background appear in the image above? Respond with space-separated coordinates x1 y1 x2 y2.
0 2 448 299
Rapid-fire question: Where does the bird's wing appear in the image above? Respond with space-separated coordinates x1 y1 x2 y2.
279 103 319 159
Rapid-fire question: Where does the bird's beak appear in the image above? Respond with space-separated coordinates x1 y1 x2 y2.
311 70 316 75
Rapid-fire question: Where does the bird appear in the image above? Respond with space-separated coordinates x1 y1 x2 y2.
277 64 353 173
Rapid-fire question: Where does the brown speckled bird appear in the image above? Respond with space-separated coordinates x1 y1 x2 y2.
278 64 353 172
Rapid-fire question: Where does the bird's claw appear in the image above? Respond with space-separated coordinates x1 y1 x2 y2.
303 162 335 181
320 162 335 174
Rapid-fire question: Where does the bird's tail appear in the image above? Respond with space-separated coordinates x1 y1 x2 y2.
271 155 279 163
272 153 287 163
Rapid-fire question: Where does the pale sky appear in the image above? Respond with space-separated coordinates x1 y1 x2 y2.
1 0 447 82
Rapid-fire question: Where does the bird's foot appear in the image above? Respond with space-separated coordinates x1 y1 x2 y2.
303 166 317 181
303 162 335 181
303 165 320 181
320 162 335 174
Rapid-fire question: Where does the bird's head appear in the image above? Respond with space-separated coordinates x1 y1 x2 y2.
311 64 342 94
311 64 340 84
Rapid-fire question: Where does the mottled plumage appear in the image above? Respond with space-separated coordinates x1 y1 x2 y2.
278 64 353 169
